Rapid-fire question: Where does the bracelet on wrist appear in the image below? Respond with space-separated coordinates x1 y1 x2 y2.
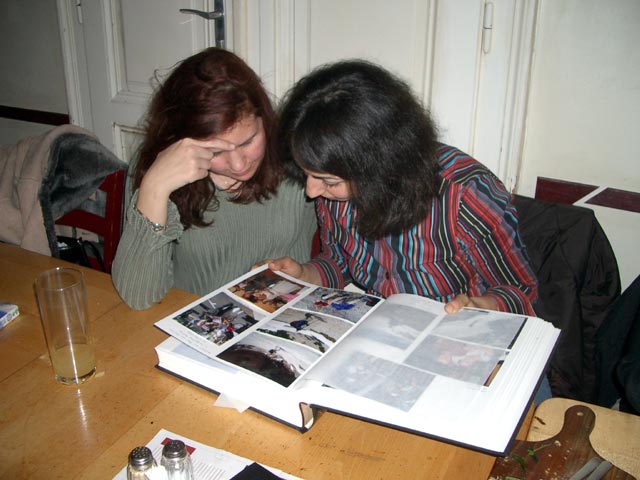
135 205 166 233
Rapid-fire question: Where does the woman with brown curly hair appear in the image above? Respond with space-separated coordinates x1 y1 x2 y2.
112 48 316 309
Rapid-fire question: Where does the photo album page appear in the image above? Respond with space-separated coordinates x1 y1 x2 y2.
155 265 382 389
156 266 530 396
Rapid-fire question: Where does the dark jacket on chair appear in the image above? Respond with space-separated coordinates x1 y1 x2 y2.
513 195 621 402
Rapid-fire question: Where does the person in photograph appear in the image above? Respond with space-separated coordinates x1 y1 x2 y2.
112 48 317 309
267 60 537 316
290 312 322 331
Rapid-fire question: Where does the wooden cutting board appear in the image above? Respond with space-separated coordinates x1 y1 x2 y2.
489 405 636 479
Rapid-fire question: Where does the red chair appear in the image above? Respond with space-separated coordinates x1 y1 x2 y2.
55 169 126 273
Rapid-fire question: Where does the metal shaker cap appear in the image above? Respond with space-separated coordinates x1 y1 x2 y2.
128 446 154 468
162 439 188 459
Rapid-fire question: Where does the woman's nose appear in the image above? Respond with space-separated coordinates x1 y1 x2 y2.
228 150 247 172
305 176 324 198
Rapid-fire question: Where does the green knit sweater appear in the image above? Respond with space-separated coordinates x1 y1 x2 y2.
111 180 316 310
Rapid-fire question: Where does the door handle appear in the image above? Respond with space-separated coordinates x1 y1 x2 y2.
179 9 222 20
179 0 225 48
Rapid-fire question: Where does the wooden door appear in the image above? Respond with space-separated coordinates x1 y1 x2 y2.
59 0 224 162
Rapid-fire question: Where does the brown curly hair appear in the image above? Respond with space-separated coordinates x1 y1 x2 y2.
134 47 284 229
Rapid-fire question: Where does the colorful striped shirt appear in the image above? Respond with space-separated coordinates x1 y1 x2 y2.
308 144 538 315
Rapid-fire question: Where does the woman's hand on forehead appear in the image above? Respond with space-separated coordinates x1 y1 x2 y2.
194 137 237 154
144 137 235 196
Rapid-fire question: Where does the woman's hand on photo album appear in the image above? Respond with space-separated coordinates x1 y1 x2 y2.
251 257 323 286
444 293 499 315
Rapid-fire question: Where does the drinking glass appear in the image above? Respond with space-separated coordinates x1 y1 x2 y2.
35 267 96 385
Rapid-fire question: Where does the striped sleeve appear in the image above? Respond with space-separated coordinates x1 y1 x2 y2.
455 173 538 316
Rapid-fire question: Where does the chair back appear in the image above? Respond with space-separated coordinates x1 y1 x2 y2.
55 168 126 273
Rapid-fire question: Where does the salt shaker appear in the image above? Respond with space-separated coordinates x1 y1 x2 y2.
161 439 194 480
127 446 157 480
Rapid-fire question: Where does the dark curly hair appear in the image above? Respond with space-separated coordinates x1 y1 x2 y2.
278 60 440 239
134 47 283 229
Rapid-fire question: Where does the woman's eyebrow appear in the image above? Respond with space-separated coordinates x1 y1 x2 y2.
237 129 258 145
309 173 340 181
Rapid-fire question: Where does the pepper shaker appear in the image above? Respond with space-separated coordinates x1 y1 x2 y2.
127 446 157 480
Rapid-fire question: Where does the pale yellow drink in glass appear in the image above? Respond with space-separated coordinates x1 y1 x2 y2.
35 267 96 385
50 343 96 384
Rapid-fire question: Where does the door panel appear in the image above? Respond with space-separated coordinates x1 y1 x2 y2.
426 0 535 186
62 0 220 161
429 0 484 159
238 0 534 186
304 0 432 95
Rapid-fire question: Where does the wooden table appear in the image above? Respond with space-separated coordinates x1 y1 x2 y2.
0 243 530 479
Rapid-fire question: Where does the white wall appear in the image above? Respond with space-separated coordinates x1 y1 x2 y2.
0 0 68 146
517 0 640 290
0 119 54 146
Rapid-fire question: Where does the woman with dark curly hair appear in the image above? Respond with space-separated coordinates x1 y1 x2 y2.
268 60 537 315
112 48 316 309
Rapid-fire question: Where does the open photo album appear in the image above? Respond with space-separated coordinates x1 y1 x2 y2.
154 265 560 455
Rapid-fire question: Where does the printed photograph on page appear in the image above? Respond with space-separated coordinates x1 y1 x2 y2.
314 349 435 412
172 292 258 347
257 307 354 353
293 287 381 323
217 331 321 387
228 268 309 313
